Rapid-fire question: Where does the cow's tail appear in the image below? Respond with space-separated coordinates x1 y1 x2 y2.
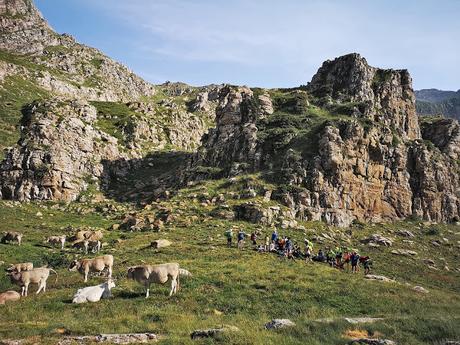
49 268 58 283
179 268 192 277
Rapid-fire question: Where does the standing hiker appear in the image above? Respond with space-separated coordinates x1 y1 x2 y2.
304 239 313 262
250 231 257 246
224 228 233 247
363 256 372 275
350 251 360 273
237 230 246 250
271 229 278 244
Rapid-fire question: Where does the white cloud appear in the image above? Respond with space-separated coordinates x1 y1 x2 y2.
82 0 460 89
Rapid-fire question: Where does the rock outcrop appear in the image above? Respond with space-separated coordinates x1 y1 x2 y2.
0 0 155 101
0 99 122 201
307 53 420 139
192 54 460 226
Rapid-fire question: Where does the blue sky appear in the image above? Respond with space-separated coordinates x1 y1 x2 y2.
35 0 459 90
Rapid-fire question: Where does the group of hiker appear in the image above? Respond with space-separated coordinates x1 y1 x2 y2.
224 228 372 274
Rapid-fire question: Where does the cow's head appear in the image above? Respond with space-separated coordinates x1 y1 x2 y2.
68 260 81 271
126 267 137 279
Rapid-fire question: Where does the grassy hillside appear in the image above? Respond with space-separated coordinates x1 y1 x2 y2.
0 176 459 344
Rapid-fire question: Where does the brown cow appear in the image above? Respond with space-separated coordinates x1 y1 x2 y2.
68 255 113 282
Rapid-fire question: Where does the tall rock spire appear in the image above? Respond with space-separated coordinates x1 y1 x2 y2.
307 53 420 140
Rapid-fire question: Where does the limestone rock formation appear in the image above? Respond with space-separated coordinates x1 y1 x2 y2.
0 99 122 201
307 53 420 139
0 0 155 101
192 54 460 226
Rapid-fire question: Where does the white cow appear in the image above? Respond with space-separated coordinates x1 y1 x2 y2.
72 280 115 304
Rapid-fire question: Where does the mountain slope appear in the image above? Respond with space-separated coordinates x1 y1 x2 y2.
415 89 460 120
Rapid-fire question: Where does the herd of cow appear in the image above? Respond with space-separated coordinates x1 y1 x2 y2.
0 230 191 305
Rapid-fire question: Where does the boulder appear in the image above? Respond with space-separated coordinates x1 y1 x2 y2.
364 275 395 283
264 319 296 330
396 230 414 238
348 339 396 345
413 286 429 293
391 249 417 256
344 317 384 324
150 239 172 249
190 325 239 339
362 234 393 247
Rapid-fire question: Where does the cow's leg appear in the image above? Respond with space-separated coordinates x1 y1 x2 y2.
21 285 26 296
145 282 150 298
24 283 29 296
37 281 43 294
169 278 176 296
108 265 112 278
84 269 89 283
177 274 180 292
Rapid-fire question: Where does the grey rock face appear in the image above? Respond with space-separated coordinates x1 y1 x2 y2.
0 99 122 201
307 53 420 140
0 0 155 101
191 55 460 227
264 319 296 329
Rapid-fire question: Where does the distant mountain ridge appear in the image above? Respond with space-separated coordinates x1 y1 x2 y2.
415 88 460 120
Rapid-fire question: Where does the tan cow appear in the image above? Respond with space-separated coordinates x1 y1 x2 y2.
0 291 21 305
68 255 113 282
45 235 66 249
70 229 103 242
127 263 184 298
6 262 33 273
8 267 58 296
1 232 23 245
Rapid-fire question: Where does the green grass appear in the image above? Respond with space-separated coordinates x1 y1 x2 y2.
0 178 459 344
0 75 50 159
90 101 140 143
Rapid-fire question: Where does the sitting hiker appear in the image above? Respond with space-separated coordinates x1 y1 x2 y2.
269 241 275 252
271 229 278 244
293 244 302 258
350 251 360 273
225 228 233 247
313 249 326 262
363 256 372 275
278 238 285 251
237 230 246 250
327 247 336 267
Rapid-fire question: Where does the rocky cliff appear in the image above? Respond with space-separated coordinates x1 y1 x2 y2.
191 54 460 226
0 0 155 101
1 2 459 227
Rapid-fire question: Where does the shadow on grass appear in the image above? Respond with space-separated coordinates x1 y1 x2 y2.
100 151 192 204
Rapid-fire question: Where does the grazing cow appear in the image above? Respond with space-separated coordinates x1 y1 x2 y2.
1 232 23 245
69 230 103 242
72 280 115 304
8 267 58 296
127 263 188 298
0 291 21 305
69 255 113 282
6 262 33 273
72 240 89 254
45 235 66 249
87 240 101 253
